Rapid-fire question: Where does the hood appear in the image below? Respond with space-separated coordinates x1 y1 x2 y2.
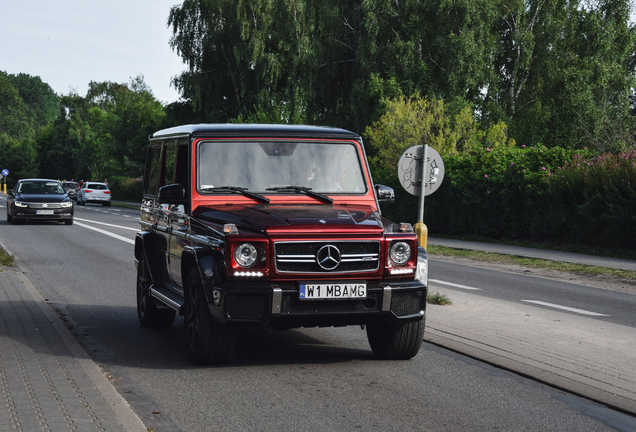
15 193 70 203
194 204 384 234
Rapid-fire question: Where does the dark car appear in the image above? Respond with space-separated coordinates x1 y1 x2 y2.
6 179 74 225
134 124 428 365
61 181 80 201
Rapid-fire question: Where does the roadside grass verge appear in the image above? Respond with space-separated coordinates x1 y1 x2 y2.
0 246 14 267
111 201 141 211
428 244 636 281
427 291 452 305
431 234 636 261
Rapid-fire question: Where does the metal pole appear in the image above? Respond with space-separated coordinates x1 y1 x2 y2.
414 144 429 249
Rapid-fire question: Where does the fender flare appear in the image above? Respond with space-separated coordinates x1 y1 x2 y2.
134 231 166 285
181 245 223 304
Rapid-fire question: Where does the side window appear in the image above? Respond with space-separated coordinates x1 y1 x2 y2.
145 144 163 197
164 141 177 186
175 141 189 186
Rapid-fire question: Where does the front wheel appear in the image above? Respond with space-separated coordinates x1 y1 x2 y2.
136 257 176 328
185 268 236 365
367 319 425 360
65 218 74 225
7 211 12 223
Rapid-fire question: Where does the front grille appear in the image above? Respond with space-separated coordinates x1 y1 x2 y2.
225 294 269 320
282 292 380 315
28 203 63 209
391 290 425 316
275 241 380 274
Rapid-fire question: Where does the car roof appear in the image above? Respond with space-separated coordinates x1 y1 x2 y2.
18 178 59 183
150 123 361 141
85 182 107 186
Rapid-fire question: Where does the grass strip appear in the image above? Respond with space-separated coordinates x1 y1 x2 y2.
0 246 14 267
428 244 636 281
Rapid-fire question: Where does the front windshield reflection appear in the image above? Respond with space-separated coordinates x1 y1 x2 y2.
198 141 367 194
18 181 65 194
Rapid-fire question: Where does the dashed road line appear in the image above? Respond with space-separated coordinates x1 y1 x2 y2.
73 221 135 244
74 217 139 231
429 279 482 290
521 300 609 316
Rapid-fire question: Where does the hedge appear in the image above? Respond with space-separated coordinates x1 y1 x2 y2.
375 146 636 252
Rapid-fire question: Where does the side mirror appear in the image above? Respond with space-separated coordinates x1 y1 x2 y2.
375 184 395 204
158 183 187 204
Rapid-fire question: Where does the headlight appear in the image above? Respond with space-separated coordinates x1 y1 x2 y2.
389 241 411 266
15 201 28 208
234 243 258 268
61 201 73 208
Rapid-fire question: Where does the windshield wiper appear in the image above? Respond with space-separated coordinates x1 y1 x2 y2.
265 186 333 204
201 186 270 204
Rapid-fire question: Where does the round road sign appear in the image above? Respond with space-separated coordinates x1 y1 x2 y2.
397 145 445 196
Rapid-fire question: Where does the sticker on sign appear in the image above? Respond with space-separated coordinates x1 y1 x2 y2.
299 282 366 300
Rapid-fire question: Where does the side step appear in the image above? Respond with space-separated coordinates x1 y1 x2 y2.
150 284 184 313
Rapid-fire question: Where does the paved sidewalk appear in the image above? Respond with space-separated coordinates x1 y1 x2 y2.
425 238 636 415
428 237 636 271
0 267 145 432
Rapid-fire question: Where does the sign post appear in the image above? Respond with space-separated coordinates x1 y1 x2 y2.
397 145 444 249
1 169 8 194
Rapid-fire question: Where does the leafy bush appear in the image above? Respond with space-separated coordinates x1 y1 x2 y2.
108 176 143 202
406 145 636 252
537 151 636 249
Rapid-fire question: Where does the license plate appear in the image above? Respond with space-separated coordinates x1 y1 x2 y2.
299 282 366 300
36 210 54 215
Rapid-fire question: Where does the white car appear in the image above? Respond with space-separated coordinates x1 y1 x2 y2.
77 182 111 206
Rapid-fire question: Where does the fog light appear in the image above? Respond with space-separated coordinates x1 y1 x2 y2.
213 289 222 305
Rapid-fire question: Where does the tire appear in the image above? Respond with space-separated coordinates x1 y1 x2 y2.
367 318 425 360
7 211 12 223
65 218 74 225
102 202 107 206
136 257 176 328
107 202 111 207
185 267 236 365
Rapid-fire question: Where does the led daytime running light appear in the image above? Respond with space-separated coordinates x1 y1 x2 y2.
390 268 414 275
234 271 264 277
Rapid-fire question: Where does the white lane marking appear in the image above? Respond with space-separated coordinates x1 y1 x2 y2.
429 279 482 290
74 217 139 231
74 221 135 245
521 300 609 316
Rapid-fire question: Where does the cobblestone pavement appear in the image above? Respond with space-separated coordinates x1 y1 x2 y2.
0 267 145 432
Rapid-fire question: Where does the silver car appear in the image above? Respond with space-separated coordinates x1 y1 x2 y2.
77 182 112 206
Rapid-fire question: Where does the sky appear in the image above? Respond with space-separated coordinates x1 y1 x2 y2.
1 0 185 104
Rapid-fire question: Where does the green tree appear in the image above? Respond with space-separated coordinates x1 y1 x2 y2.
0 73 30 138
3 71 59 129
41 76 165 181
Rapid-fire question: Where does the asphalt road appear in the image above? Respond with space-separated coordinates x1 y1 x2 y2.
1 198 634 432
428 260 636 327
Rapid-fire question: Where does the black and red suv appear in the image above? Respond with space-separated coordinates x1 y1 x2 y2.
134 124 428 364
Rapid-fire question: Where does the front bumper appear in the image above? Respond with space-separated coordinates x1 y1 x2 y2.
12 209 73 221
205 280 427 329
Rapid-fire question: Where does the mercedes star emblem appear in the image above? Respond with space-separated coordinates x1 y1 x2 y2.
316 245 341 271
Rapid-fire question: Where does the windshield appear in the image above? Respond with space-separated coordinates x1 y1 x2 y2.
197 141 367 194
17 181 64 194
